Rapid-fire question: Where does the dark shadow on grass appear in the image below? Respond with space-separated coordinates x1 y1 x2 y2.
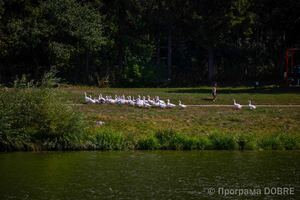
167 87 300 94
202 97 213 101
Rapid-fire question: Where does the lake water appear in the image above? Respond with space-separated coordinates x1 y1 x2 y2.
0 151 299 200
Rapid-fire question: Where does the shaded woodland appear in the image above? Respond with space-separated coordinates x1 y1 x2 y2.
0 0 299 86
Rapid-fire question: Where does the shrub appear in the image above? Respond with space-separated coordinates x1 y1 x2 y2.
40 68 61 88
0 88 89 151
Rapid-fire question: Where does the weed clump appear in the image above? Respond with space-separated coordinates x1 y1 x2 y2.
209 133 237 150
93 129 125 150
137 134 160 150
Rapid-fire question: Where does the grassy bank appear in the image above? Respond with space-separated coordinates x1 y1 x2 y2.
0 86 300 151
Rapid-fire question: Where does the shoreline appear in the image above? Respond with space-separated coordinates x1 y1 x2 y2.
1 130 299 152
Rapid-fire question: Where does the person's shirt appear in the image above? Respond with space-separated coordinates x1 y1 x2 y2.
212 87 217 94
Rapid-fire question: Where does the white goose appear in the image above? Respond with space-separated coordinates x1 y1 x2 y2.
142 96 148 104
159 101 166 109
153 100 160 107
178 100 187 108
129 96 136 106
166 99 176 108
143 102 152 108
135 98 144 107
105 96 111 104
147 95 155 105
248 100 256 110
233 99 242 110
122 95 128 104
98 94 106 104
156 96 165 105
108 96 117 104
117 95 126 105
127 96 132 106
84 92 96 104
93 98 100 104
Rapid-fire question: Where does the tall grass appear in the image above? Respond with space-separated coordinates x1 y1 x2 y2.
209 133 237 150
93 129 126 150
135 130 300 151
137 134 160 150
257 133 300 150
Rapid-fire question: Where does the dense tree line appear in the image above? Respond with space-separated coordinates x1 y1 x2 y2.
0 0 299 86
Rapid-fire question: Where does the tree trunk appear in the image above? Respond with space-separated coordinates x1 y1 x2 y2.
167 29 172 81
208 47 215 81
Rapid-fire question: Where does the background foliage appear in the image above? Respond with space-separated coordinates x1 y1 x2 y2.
0 0 300 86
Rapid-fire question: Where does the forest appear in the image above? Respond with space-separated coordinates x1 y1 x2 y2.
0 0 299 87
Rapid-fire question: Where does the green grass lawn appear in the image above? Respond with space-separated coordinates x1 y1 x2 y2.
62 85 300 137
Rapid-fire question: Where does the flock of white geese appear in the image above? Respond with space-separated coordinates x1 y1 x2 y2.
84 92 256 110
84 92 186 108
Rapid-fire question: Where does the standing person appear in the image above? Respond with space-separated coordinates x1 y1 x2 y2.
212 82 217 102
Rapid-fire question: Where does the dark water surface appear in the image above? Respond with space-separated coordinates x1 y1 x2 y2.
0 151 299 200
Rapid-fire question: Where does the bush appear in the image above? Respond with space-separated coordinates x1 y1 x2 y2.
40 68 61 88
0 88 89 151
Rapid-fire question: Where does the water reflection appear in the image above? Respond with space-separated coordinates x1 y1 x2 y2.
0 151 299 200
